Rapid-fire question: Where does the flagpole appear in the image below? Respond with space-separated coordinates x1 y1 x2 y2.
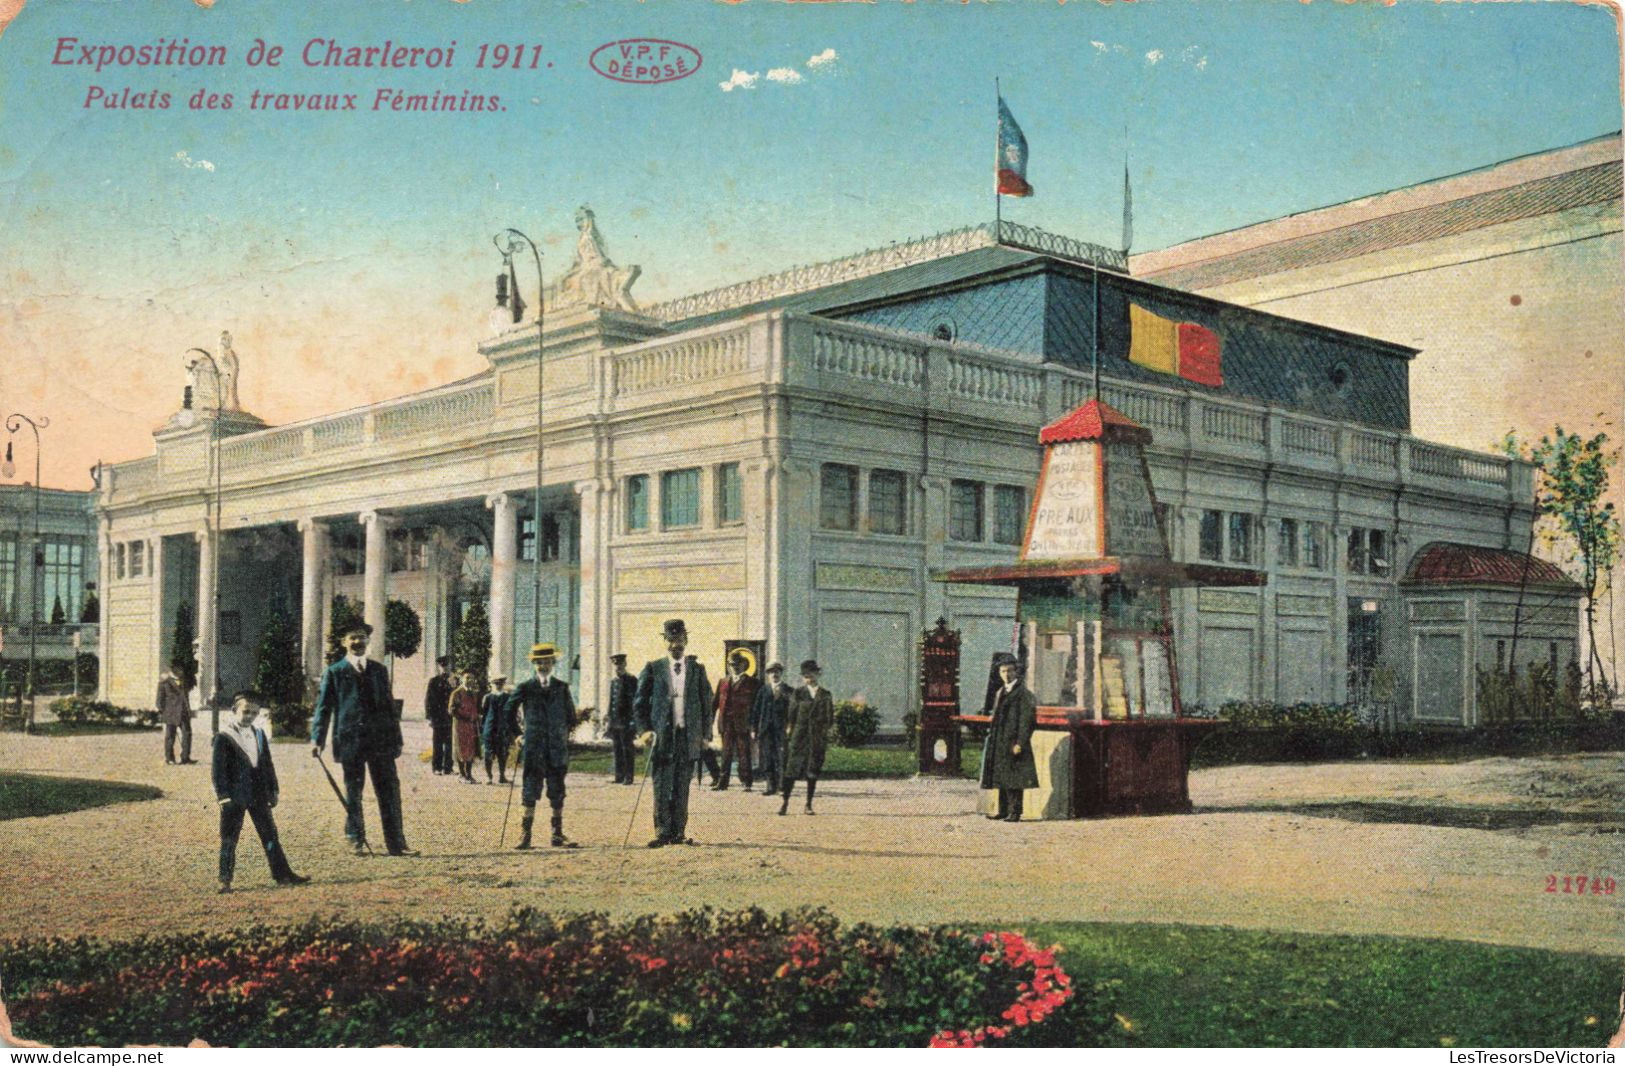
994 77 1001 240
1092 254 1101 402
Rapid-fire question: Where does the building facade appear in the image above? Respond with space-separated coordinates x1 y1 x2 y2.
0 484 99 678
96 219 1577 728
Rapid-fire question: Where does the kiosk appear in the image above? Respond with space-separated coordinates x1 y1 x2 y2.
940 399 1262 818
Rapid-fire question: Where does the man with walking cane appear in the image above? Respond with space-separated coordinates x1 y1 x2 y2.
633 618 714 848
511 642 580 850
310 618 418 857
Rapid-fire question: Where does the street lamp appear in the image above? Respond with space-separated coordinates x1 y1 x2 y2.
492 228 545 644
3 412 49 733
184 348 224 735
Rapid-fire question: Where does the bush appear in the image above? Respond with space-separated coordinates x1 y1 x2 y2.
268 702 311 738
831 701 879 748
47 697 157 729
1 908 1123 1048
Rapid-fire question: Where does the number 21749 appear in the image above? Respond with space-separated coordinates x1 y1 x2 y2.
1545 875 1617 895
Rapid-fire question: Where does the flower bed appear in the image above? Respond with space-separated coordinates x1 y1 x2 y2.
1 908 1124 1048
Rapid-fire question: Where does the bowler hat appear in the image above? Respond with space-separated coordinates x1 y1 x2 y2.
528 642 560 661
491 674 508 684
341 619 374 637
662 618 687 639
799 659 821 675
992 651 1019 668
610 652 627 664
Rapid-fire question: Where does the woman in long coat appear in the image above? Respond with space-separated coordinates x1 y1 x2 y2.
778 659 835 816
979 652 1037 822
451 673 482 783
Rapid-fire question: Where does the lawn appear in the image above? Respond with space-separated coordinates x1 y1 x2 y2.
1025 921 1622 1047
0 772 162 821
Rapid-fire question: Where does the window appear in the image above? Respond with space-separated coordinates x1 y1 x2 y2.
661 468 700 528
716 462 743 525
45 538 85 620
1198 510 1223 562
520 514 560 562
869 470 907 536
128 539 144 579
1346 527 1391 577
993 484 1026 546
1303 521 1328 571
1227 513 1256 564
1346 529 1365 575
820 464 858 531
625 475 649 532
0 537 14 621
389 527 428 573
115 542 126 581
332 531 363 575
1278 518 1300 568
949 480 984 542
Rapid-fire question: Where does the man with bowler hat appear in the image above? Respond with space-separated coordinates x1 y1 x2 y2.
425 656 454 775
750 661 790 795
980 651 1037 822
606 652 637 785
779 659 834 816
711 650 760 791
633 618 714 847
311 618 418 856
512 642 580 849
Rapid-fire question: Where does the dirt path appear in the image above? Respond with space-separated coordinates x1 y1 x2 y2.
2 726 1621 955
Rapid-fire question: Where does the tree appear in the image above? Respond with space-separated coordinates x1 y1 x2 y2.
1501 428 1620 699
384 598 422 682
451 600 492 690
251 609 304 707
50 595 65 625
170 601 198 691
325 594 365 664
79 589 99 624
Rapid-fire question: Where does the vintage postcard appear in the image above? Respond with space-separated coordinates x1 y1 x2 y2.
1 0 1622 1051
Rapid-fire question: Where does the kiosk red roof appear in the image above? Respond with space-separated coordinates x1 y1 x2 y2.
1402 541 1578 589
1038 399 1153 446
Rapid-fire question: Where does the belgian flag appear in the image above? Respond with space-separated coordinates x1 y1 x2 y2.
1128 304 1223 387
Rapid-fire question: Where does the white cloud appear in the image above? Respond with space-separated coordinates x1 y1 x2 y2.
1091 40 1109 53
719 69 760 92
1196 56 1208 71
1145 49 1164 65
807 47 838 69
174 150 215 172
767 67 803 84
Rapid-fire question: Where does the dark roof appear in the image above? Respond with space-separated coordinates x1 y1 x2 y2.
1402 542 1579 590
1140 160 1623 292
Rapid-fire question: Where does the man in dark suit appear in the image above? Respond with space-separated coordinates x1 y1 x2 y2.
711 650 759 791
213 690 308 893
750 661 790 795
156 666 195 765
512 643 581 850
425 656 454 775
606 652 636 784
980 651 1038 822
310 619 417 856
633 618 714 847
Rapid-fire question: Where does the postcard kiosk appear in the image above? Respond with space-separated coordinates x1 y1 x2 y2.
941 399 1262 818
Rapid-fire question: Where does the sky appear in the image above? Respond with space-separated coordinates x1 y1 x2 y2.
0 0 1620 489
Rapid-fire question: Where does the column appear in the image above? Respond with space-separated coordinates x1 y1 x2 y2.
95 518 111 700
487 493 519 680
148 535 165 698
298 518 330 680
195 527 216 707
573 480 606 712
741 459 772 643
920 475 950 631
359 510 394 638
778 459 817 663
556 507 578 671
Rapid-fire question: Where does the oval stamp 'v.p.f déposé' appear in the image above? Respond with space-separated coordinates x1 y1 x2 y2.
589 39 700 84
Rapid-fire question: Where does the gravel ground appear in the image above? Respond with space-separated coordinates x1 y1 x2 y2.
1 723 1622 955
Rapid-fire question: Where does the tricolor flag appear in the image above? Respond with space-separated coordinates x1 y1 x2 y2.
996 96 1033 197
1128 304 1223 387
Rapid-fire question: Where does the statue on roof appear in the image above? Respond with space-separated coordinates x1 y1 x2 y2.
546 205 641 313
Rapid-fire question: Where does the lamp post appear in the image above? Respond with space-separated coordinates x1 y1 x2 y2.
3 412 49 733
492 228 545 645
184 348 224 735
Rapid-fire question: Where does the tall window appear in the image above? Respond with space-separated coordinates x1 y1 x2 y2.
115 542 127 581
820 464 858 531
389 527 428 573
1198 510 1223 562
993 484 1026 546
661 468 700 528
128 539 145 579
716 462 743 525
1303 521 1328 570
868 470 907 535
1346 527 1391 577
1227 513 1256 564
949 480 983 542
519 514 561 562
41 537 85 622
1199 510 1258 564
1278 518 1300 568
625 475 649 532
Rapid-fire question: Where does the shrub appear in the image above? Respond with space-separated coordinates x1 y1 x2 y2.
1 908 1122 1048
900 710 920 743
46 697 156 729
268 702 311 738
831 701 879 748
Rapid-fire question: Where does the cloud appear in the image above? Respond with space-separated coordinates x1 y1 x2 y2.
1090 40 1207 69
174 150 215 172
807 47 838 70
1145 49 1164 64
766 67 803 84
719 69 759 92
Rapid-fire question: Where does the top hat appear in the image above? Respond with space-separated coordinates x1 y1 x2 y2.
992 651 1020 668
340 619 374 637
764 661 784 674
528 642 560 661
662 618 687 639
799 659 821 675
609 652 627 664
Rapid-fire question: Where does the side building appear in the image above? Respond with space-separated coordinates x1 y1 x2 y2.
95 220 1577 727
0 484 100 689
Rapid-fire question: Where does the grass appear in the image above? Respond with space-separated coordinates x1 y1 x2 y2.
0 771 162 821
1024 921 1623 1047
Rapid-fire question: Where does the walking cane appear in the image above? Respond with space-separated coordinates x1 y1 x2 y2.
499 741 521 848
622 740 655 847
314 750 375 856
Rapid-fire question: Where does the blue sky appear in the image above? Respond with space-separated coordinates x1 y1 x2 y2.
0 0 1620 486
